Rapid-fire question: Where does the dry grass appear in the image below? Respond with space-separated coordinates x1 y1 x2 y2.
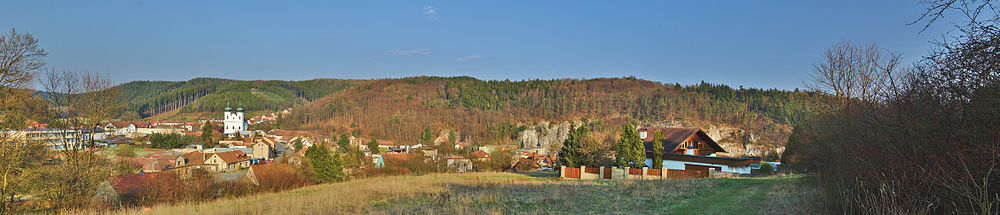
73 172 816 215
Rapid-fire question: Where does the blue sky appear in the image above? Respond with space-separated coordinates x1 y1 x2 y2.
3 1 959 90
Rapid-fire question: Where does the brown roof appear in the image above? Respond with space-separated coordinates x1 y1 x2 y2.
215 151 250 164
641 127 725 153
181 151 209 165
125 157 177 171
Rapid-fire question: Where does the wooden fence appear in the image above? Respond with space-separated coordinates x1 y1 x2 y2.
564 167 580 179
560 166 709 180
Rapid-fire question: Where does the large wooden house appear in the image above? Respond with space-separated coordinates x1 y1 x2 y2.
640 127 760 174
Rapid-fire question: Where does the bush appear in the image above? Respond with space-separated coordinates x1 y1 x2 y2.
758 163 774 175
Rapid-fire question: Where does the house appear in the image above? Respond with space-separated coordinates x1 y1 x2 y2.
123 155 179 172
108 121 150 136
175 151 251 172
444 156 474 172
433 135 450 145
251 140 274 160
473 150 490 160
641 127 761 174
454 141 469 149
354 137 396 152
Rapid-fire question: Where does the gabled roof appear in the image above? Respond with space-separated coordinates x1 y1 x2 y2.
641 127 726 153
180 151 209 165
473 150 490 158
215 151 250 164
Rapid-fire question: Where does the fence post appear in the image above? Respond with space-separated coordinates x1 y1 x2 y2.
624 167 630 181
560 166 565 178
642 167 648 180
599 166 604 180
580 165 587 180
661 168 667 180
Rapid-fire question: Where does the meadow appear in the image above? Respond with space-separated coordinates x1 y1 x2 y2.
101 172 818 215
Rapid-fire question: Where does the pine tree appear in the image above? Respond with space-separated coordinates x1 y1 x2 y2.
200 122 213 145
615 123 644 168
652 130 664 169
421 127 433 144
337 133 349 147
558 124 591 168
305 142 346 183
367 137 379 153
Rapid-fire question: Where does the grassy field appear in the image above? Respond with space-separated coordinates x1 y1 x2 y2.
106 172 818 215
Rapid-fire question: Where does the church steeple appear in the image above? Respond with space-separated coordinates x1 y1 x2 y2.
225 102 232 112
237 103 244 112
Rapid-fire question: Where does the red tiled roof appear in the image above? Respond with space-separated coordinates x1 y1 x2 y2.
181 151 209 165
473 150 490 158
215 151 250 164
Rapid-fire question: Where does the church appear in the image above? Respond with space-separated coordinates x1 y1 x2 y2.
223 103 249 137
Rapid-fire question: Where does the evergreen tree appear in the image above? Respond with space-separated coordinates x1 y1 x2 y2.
615 123 644 168
337 134 349 148
293 139 303 151
200 122 213 145
558 124 590 168
421 127 433 144
305 142 346 183
367 137 379 153
651 130 664 169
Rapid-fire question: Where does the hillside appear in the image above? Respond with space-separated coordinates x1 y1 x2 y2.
109 76 832 154
112 78 362 119
108 173 817 214
284 76 833 153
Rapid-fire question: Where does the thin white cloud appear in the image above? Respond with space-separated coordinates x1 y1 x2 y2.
423 6 438 20
456 55 482 62
385 49 431 55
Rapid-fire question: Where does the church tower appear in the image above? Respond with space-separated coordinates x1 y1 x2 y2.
223 103 246 136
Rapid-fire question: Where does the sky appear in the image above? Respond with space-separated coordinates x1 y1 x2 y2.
2 1 963 90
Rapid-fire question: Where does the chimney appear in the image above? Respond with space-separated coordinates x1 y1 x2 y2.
638 128 648 140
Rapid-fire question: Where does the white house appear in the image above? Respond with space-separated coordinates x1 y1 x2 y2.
640 127 761 174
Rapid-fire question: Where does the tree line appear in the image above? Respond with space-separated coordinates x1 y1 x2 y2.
783 1 999 213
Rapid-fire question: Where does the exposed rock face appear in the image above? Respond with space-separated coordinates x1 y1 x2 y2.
516 121 579 152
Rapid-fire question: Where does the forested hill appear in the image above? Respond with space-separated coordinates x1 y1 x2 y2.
112 78 361 119
285 76 834 148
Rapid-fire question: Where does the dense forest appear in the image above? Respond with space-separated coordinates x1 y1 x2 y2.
284 76 834 150
111 78 361 119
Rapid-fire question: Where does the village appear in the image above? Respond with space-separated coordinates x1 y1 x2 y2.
5 102 774 205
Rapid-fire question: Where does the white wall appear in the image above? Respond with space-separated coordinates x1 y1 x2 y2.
644 158 752 174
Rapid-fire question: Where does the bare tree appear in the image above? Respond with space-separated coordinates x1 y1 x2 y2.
0 28 47 213
807 40 902 103
35 70 121 210
912 0 998 31
0 28 46 88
